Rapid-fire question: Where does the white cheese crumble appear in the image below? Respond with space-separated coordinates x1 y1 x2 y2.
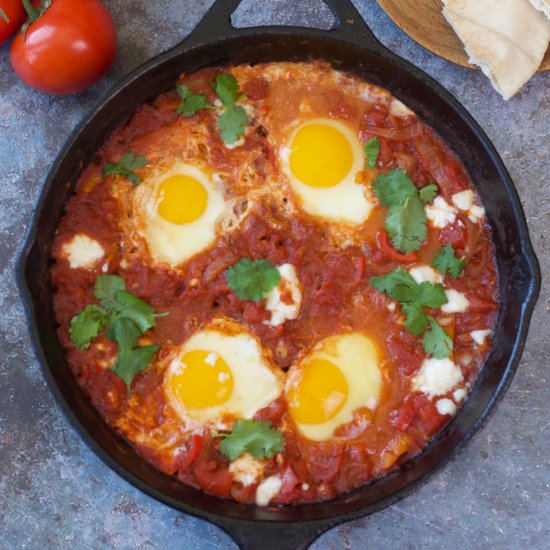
471 329 491 346
204 352 218 366
264 264 302 326
441 289 469 313
436 398 457 416
228 453 264 487
390 99 413 117
426 196 457 228
412 358 464 398
451 190 486 223
255 475 282 506
453 388 468 403
451 190 474 211
409 265 442 284
387 302 396 312
62 234 105 269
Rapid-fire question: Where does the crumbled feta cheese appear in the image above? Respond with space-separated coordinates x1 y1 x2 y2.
229 453 264 487
451 190 485 223
412 358 464 398
451 190 474 211
387 302 396 312
453 388 468 402
471 329 491 346
301 483 310 491
390 99 413 117
101 263 109 273
264 264 302 326
62 234 105 269
441 289 469 313
436 398 457 416
409 265 442 284
468 204 486 223
225 136 245 150
255 475 282 506
426 196 457 228
204 352 218 366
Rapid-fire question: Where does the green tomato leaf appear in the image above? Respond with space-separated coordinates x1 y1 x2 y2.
225 258 281 301
217 105 248 144
364 137 380 169
69 305 107 350
218 420 285 461
112 344 160 392
212 73 240 106
422 317 453 359
432 244 466 278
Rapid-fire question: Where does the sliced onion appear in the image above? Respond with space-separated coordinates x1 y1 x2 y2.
364 122 423 141
415 139 450 186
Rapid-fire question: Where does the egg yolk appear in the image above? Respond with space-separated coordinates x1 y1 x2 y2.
288 358 349 424
156 175 208 224
169 350 233 409
289 123 354 188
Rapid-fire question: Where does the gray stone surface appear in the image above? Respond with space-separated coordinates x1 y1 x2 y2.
0 0 548 548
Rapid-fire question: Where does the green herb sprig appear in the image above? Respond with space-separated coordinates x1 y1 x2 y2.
70 275 165 391
225 258 281 301
218 420 285 461
372 169 437 254
103 153 149 186
371 268 452 358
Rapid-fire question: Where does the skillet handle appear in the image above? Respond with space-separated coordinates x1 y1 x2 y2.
211 516 337 550
183 0 383 51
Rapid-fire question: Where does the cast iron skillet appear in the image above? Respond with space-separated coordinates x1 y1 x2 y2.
17 0 541 548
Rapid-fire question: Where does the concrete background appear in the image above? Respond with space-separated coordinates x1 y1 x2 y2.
1 0 548 548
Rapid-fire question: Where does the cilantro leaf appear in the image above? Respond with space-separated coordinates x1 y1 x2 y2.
225 258 281 301
112 344 160 392
422 317 453 359
372 169 418 207
432 244 466 278
103 153 149 186
114 290 157 333
217 105 248 145
371 268 416 296
176 84 210 117
385 196 427 253
218 420 285 461
414 281 448 309
418 183 438 203
70 274 165 392
402 303 429 336
212 73 240 106
364 137 380 169
372 169 432 254
69 305 107 349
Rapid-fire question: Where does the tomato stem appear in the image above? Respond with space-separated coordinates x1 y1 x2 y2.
21 0 40 21
0 7 9 23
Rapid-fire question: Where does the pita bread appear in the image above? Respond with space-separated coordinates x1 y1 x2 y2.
442 0 550 99
528 0 550 20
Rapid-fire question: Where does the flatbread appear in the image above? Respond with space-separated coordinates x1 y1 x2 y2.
442 0 550 99
528 0 550 20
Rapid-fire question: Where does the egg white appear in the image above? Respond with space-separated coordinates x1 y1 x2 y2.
285 332 382 441
133 163 228 267
280 118 373 225
163 319 283 429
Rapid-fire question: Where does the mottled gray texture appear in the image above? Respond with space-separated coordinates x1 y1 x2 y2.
0 0 548 549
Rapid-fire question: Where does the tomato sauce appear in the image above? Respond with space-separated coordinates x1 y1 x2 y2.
50 62 498 505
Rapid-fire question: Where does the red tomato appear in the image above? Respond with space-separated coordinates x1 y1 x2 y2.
10 0 117 95
0 0 25 45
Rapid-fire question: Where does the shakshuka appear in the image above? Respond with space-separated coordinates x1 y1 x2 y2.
50 62 498 506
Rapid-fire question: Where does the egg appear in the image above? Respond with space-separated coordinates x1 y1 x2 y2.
285 332 382 441
163 319 283 429
133 163 229 266
280 118 373 224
